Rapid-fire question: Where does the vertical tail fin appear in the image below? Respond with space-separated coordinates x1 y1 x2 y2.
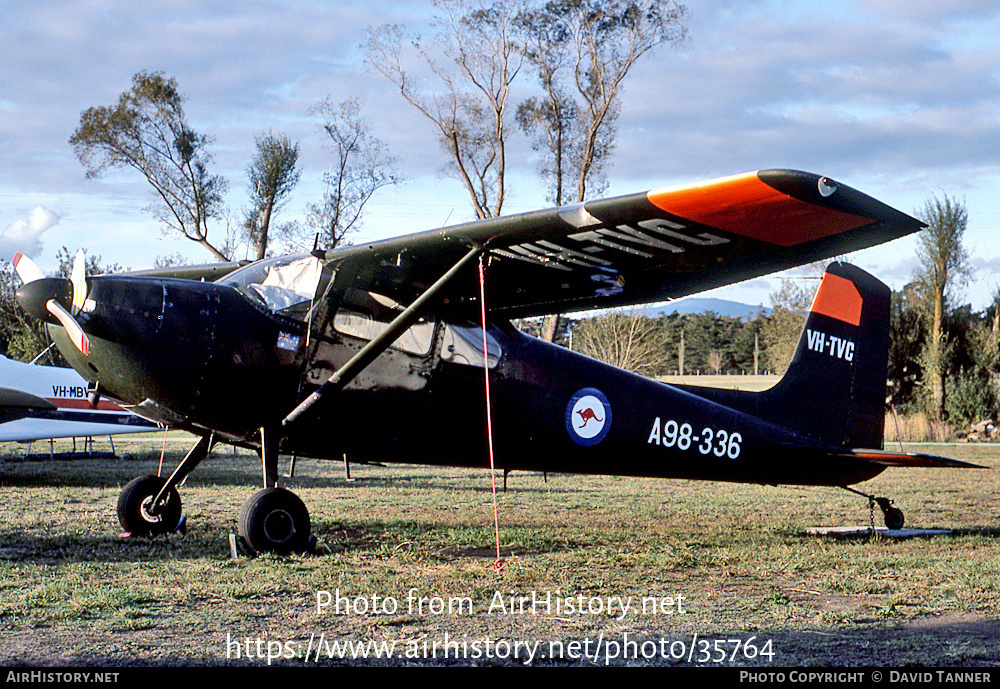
762 262 890 449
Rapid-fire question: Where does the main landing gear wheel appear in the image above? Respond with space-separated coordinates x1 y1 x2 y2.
117 475 183 536
238 487 311 555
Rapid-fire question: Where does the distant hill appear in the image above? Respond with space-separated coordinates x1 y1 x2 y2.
643 297 771 321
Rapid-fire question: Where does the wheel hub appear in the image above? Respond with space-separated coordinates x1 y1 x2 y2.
139 496 163 523
262 509 295 544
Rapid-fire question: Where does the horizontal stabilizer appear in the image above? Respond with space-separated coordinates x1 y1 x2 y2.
853 450 987 469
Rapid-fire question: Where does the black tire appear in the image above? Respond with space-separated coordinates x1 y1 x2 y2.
883 506 905 531
238 487 311 555
117 475 183 536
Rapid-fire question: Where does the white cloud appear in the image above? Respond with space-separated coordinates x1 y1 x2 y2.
1 207 61 260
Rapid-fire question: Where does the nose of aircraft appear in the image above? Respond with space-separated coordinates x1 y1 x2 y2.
15 277 72 324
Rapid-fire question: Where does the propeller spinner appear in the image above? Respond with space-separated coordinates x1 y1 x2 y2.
12 252 91 355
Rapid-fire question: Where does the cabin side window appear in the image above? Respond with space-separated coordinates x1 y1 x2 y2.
439 323 501 369
333 311 436 355
332 289 435 356
328 289 500 365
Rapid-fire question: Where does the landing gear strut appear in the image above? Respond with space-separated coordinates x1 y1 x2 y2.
842 486 905 530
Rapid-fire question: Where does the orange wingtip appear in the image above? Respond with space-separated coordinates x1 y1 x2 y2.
810 272 863 326
647 172 873 247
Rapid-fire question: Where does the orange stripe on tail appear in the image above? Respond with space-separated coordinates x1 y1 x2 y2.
810 272 863 326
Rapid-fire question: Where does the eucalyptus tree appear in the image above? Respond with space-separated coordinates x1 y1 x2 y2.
70 71 230 261
245 132 301 260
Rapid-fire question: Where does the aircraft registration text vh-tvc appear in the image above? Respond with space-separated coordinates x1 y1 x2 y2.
12 169 982 555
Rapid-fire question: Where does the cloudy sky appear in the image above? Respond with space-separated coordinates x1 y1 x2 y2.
3 0 1000 310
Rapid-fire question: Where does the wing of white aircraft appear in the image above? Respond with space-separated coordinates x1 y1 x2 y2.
0 354 158 443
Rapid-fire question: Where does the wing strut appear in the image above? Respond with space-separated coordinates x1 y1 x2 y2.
282 244 484 427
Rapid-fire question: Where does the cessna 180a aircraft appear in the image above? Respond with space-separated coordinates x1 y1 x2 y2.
13 170 981 554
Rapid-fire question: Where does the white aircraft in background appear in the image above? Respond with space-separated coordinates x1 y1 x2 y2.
0 352 158 444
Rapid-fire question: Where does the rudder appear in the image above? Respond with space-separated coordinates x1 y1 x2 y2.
761 261 890 449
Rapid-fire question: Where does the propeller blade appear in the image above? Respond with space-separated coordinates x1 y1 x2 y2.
70 249 87 314
45 299 90 356
12 253 45 284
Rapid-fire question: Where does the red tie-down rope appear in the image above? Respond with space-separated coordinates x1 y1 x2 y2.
479 255 504 576
157 426 169 476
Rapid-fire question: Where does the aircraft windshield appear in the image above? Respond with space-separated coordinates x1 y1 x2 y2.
218 255 324 319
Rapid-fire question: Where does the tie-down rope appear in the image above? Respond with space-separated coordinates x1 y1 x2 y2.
478 256 504 576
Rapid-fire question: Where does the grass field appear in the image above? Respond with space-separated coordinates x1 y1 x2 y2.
1 435 999 667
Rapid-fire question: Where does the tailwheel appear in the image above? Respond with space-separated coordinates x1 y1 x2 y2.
877 498 905 530
842 486 905 531
117 475 183 536
238 487 311 555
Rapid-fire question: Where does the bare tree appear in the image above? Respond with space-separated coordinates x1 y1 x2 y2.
914 194 971 418
519 0 688 341
572 310 667 375
296 98 402 252
707 349 724 374
244 132 301 260
69 71 230 261
519 0 689 205
516 8 577 206
365 0 525 219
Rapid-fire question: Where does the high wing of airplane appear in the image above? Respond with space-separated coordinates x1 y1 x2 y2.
12 169 983 555
0 352 158 444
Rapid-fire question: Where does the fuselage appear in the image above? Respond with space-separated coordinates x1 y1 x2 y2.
36 265 882 488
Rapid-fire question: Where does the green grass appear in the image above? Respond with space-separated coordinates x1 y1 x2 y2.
1 437 999 666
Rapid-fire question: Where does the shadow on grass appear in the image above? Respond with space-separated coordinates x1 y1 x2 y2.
0 515 606 566
2 455 607 496
316 518 606 558
0 530 229 564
